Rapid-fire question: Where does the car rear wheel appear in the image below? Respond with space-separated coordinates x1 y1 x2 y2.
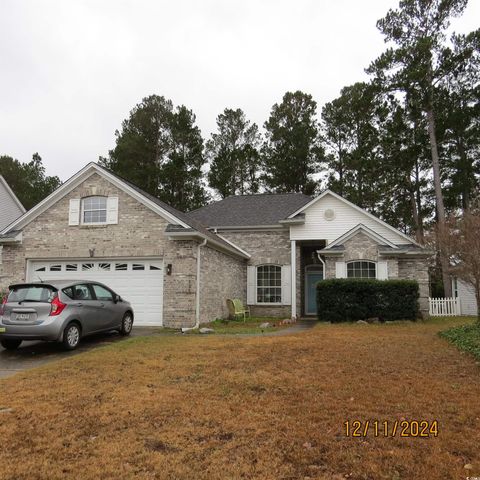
119 312 133 336
0 338 22 350
62 323 81 350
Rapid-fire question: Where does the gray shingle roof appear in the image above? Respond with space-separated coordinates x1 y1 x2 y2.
187 193 312 227
97 165 247 257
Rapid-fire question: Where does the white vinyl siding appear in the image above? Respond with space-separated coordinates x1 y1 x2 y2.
0 177 24 231
457 279 478 315
290 192 410 244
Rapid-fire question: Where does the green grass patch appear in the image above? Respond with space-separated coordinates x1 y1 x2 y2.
440 322 480 360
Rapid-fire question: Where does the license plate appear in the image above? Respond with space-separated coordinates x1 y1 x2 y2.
16 313 30 321
0 327 5 333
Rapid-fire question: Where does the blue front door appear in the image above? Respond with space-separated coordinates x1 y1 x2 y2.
306 272 324 315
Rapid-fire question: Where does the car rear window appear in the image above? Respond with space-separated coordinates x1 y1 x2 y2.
62 287 74 299
8 286 56 303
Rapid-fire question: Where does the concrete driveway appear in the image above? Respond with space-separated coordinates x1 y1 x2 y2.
0 327 160 379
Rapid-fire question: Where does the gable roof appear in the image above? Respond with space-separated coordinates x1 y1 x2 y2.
188 193 312 228
0 175 26 231
1 163 249 259
288 189 420 246
324 224 398 250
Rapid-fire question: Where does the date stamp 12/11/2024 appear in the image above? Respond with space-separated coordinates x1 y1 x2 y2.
344 420 439 438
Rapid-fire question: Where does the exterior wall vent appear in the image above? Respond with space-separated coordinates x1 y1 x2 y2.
324 208 335 221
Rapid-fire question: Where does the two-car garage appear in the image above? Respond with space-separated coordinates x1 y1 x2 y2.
26 259 164 326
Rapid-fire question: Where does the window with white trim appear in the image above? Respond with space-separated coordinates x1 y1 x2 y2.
256 265 282 303
81 196 107 224
347 261 376 279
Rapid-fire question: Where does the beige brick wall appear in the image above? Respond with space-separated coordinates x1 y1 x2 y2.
219 229 293 318
398 258 429 314
199 246 246 323
0 172 199 327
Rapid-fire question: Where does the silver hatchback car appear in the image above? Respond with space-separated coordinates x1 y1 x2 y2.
0 281 134 350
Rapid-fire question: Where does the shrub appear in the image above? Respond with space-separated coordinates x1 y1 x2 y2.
316 279 419 322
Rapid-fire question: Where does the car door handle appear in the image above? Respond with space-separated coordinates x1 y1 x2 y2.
99 303 105 307
75 302 83 307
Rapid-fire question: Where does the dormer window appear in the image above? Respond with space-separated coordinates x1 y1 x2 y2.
81 196 107 224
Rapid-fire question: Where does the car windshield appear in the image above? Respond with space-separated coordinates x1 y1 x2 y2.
8 286 56 303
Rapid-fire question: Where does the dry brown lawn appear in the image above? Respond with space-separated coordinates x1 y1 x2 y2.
1 318 479 480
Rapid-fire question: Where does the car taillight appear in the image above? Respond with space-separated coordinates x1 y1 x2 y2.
50 295 66 316
0 295 7 316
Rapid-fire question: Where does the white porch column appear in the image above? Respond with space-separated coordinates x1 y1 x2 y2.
291 240 296 319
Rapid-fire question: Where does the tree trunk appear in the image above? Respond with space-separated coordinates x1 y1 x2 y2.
475 278 480 326
426 107 452 297
414 159 425 243
407 180 424 244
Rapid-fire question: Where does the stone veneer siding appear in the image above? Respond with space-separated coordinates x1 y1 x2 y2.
0 173 200 328
219 229 293 318
198 245 246 324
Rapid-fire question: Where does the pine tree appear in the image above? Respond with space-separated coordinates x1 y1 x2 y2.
367 0 472 296
100 95 208 211
0 153 61 210
206 108 261 198
262 91 324 195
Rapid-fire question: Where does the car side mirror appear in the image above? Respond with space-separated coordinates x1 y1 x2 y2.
114 294 121 303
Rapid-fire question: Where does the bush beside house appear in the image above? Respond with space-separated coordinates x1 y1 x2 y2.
317 279 419 322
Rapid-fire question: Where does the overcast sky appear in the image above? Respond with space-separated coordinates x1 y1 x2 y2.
0 0 478 181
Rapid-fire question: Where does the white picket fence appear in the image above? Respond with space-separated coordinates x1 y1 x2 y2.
428 297 460 316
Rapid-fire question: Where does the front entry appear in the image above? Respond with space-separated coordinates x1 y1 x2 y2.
305 265 324 316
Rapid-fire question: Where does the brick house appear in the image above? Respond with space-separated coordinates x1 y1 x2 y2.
0 162 430 327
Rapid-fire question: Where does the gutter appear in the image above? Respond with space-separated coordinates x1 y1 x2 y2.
181 238 207 333
0 231 23 244
166 230 250 260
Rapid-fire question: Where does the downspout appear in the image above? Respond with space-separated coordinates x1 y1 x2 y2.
182 238 207 333
316 251 326 271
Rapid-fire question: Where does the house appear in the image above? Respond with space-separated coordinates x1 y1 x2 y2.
452 277 478 316
189 190 430 318
0 175 25 231
0 162 430 327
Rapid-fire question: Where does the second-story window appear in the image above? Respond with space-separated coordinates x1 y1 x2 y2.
82 196 107 224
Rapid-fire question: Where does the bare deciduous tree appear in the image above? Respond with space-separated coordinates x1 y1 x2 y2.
439 208 480 324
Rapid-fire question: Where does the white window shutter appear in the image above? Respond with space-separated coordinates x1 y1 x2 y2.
281 265 292 305
106 196 119 224
247 266 256 305
377 261 388 280
68 198 80 225
335 261 346 278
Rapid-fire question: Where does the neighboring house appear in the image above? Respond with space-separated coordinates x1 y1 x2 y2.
0 175 25 231
452 277 478 316
0 162 430 327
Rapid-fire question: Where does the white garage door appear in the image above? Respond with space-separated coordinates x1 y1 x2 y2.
28 259 164 326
